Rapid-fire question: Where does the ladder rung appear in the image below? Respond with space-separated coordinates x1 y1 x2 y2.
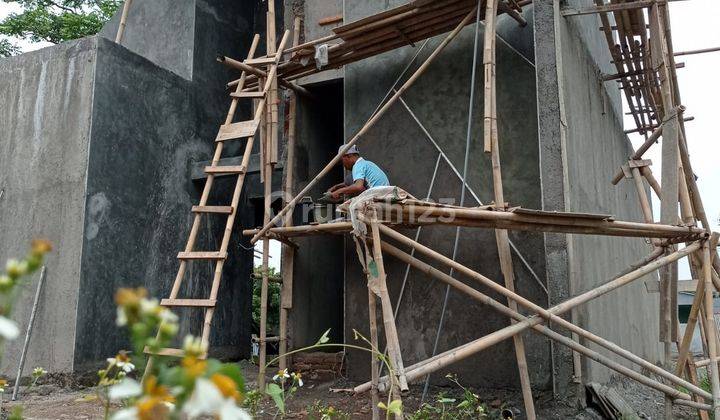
230 91 265 99
204 165 245 175
216 119 260 142
144 346 207 359
244 57 276 65
161 298 216 307
191 206 234 214
177 251 227 260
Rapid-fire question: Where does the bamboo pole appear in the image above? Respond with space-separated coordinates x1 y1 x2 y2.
249 7 479 244
369 286 381 420
369 213 409 393
703 241 720 417
278 16 302 373
482 0 499 154
115 0 133 44
481 0 534 414
258 21 290 391
360 241 705 403
372 202 705 238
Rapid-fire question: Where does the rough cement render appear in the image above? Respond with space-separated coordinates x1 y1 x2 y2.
341 1 547 389
533 0 661 389
0 38 97 374
0 0 264 374
557 2 662 382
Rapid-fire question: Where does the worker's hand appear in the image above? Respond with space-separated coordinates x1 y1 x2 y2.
330 190 341 200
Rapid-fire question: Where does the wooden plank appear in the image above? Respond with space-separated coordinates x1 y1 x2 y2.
215 120 260 142
318 14 343 26
244 57 276 65
191 206 234 214
161 298 217 307
628 159 652 168
204 165 246 175
177 251 227 260
230 91 265 99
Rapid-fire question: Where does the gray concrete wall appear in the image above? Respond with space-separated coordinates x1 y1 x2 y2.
534 0 661 387
342 1 547 389
557 4 662 382
100 0 196 80
73 38 253 369
0 38 98 373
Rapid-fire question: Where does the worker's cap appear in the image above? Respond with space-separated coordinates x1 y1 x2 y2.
339 144 360 156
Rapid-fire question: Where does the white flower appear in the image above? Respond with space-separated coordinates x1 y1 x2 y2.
0 316 19 340
110 407 139 420
291 372 303 387
183 378 248 419
107 357 136 373
273 368 290 382
32 367 47 377
116 307 128 327
5 259 28 277
159 308 178 324
183 335 208 356
108 378 142 401
183 378 224 417
139 298 159 315
219 399 252 420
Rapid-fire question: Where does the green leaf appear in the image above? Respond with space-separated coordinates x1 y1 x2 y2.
265 383 285 414
387 399 403 415
315 328 331 345
368 260 379 278
438 397 455 404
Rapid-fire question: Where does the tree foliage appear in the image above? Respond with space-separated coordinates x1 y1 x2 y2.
0 0 122 57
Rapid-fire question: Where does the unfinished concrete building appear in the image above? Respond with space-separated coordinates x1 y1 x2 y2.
1 0 717 417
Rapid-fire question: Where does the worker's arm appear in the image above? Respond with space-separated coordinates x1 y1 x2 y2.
330 179 366 199
327 182 347 192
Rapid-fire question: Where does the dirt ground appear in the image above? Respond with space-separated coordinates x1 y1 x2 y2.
0 361 700 419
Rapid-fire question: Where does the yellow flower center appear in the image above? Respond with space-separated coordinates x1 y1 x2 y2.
210 373 241 401
114 287 148 306
181 357 207 378
136 397 169 420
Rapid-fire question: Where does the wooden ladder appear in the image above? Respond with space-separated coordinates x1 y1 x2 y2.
143 30 291 364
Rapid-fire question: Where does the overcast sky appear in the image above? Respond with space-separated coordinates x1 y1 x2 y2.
1 2 717 275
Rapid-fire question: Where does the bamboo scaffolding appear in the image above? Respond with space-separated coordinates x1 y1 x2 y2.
363 222 707 396
249 7 479 244
358 241 708 403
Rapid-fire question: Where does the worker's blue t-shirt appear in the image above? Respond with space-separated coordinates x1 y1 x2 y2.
352 157 390 188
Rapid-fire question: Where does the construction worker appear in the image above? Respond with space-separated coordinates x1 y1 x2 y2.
327 145 389 200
